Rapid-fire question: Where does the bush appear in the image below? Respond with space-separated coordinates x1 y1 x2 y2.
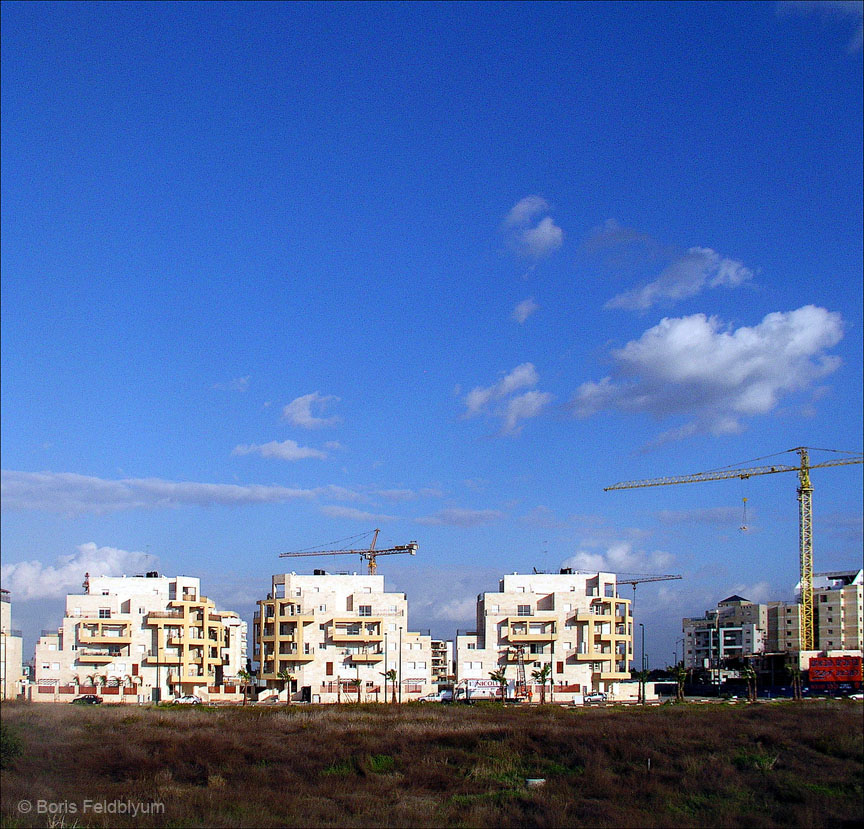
0 723 23 769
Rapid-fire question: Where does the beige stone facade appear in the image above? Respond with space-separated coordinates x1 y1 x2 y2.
455 571 633 700
1 589 24 699
32 574 246 702
254 572 434 702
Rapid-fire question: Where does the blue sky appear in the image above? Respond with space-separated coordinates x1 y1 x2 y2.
2 1 862 669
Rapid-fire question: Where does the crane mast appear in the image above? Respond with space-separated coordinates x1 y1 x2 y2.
605 447 862 651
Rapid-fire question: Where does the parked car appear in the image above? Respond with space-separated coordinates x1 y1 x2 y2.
173 695 202 705
70 694 102 705
418 690 453 703
584 692 608 703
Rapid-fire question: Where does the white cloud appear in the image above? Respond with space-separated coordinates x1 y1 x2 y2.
504 195 550 227
319 505 398 522
1 470 323 515
503 196 563 259
1 542 158 601
571 305 844 438
501 390 554 435
512 298 539 324
463 363 539 416
462 363 552 433
606 247 754 311
232 439 328 461
777 1 864 52
282 392 341 429
415 508 503 527
561 541 674 574
211 376 250 392
726 581 776 604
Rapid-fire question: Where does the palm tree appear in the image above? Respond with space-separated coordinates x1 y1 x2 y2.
237 668 252 706
277 668 294 705
672 663 687 702
531 663 551 704
785 664 802 700
381 669 398 704
741 665 757 702
489 667 508 702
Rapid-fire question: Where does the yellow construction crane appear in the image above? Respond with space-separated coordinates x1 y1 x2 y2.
279 528 418 575
605 447 862 651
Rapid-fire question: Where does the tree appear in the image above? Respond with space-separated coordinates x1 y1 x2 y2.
381 669 398 704
238 668 253 706
741 665 757 702
489 667 508 702
531 663 551 704
277 669 294 705
786 664 803 700
672 663 687 702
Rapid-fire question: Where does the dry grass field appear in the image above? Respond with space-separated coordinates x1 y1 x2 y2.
1 699 862 828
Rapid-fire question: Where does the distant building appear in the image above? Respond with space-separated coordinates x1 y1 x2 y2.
1 589 24 699
32 573 246 702
682 595 768 670
455 571 633 700
254 572 433 702
431 639 454 686
683 569 863 670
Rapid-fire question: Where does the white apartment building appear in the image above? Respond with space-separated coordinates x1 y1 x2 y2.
1 589 24 699
455 571 633 700
255 571 434 702
33 573 247 702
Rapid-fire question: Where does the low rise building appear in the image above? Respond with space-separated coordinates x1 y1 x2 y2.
455 570 633 700
254 571 433 702
1 589 24 699
32 573 246 702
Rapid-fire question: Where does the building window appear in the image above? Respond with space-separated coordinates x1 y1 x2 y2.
99 608 111 619
604 584 614 598
359 605 372 617
517 605 531 616
326 662 334 676
467 643 476 650
319 604 327 612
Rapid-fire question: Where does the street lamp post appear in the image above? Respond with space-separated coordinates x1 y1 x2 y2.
639 623 646 705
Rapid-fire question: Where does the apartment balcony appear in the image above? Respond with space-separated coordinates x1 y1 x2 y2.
328 620 383 642
143 654 182 665
503 619 558 643
573 609 613 622
77 629 132 645
275 652 315 662
349 652 384 663
76 650 115 663
276 610 314 623
505 650 536 663
146 611 184 621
